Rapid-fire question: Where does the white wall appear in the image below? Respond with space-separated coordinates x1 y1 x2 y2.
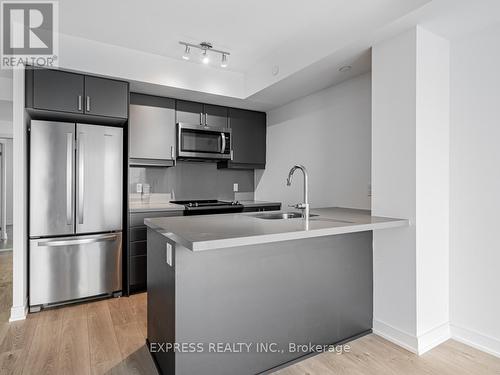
372 26 450 354
372 28 418 349
255 73 371 210
11 67 28 321
450 22 500 357
415 27 450 350
59 34 246 99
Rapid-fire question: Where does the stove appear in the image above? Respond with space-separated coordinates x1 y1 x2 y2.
171 199 244 216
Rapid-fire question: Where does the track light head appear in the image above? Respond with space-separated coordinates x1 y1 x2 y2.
201 49 210 64
220 54 228 68
182 45 191 60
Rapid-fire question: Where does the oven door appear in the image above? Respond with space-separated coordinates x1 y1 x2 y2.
177 123 231 160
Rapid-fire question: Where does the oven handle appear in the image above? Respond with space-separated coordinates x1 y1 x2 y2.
221 132 226 154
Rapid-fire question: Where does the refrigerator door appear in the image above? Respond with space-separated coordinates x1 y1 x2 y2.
30 120 75 237
29 232 122 306
76 124 123 234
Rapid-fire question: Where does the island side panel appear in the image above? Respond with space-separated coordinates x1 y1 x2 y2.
175 232 373 375
147 228 176 374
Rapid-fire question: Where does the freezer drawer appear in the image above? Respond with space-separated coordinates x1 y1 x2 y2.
29 232 122 306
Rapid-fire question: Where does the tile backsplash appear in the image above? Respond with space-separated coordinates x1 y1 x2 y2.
129 161 255 201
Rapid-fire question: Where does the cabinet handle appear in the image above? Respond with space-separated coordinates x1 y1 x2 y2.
78 134 85 224
66 133 73 225
77 95 82 111
171 145 176 166
205 112 208 126
86 96 90 112
200 112 203 126
230 149 234 161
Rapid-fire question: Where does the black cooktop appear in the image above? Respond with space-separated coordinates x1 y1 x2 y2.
170 199 240 207
170 200 243 215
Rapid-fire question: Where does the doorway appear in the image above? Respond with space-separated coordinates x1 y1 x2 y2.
0 138 13 322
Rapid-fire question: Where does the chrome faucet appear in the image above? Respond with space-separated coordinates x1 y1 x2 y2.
286 165 310 221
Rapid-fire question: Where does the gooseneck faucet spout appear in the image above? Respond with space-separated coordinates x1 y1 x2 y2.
286 165 310 221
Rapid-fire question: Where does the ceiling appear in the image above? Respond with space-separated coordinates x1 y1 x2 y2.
59 0 428 73
5 0 500 110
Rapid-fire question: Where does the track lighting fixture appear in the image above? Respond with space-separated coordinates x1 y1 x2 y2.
179 41 230 68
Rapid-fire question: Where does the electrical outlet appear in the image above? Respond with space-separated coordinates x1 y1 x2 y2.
136 183 143 193
233 183 239 192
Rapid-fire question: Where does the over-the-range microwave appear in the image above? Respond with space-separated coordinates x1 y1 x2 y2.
177 123 232 160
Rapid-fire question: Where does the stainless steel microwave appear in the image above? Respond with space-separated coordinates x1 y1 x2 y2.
177 123 232 160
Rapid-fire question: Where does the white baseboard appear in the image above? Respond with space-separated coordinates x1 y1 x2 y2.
9 301 27 322
417 322 451 355
451 324 500 358
373 319 418 353
373 319 451 355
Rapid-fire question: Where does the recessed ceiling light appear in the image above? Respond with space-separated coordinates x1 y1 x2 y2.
339 65 352 72
182 45 191 60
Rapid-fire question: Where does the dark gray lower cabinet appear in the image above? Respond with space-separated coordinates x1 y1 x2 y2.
147 229 373 375
128 206 279 293
242 204 280 212
129 210 182 292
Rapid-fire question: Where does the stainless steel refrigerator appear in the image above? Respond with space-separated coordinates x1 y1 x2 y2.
29 120 123 310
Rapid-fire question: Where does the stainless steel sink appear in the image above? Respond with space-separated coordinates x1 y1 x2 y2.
250 212 318 220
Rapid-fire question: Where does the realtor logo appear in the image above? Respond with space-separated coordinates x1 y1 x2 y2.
1 1 58 68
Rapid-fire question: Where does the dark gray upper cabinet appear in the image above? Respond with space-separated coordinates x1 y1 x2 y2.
84 76 128 119
176 100 228 128
176 100 203 125
26 68 128 120
32 69 84 114
221 108 266 169
129 94 176 166
204 104 228 128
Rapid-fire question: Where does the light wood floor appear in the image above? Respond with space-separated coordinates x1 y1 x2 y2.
0 251 499 375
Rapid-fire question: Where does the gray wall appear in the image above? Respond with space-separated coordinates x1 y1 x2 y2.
255 73 372 210
129 161 254 201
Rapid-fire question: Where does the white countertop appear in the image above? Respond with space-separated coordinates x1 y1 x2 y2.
145 207 408 251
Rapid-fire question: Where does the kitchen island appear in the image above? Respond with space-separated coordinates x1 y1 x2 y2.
145 208 407 375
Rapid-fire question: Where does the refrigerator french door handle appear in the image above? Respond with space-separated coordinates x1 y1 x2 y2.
37 234 118 247
66 133 73 225
78 134 85 224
